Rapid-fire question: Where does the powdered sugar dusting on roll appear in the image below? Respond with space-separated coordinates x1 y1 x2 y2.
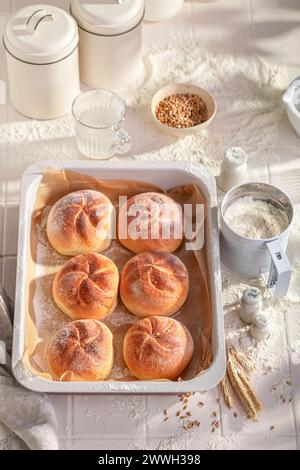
48 319 113 380
46 190 114 255
53 253 119 321
120 251 189 318
118 192 183 253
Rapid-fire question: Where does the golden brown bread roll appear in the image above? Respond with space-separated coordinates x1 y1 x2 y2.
120 251 189 318
123 316 194 380
47 189 114 255
48 319 113 381
118 192 183 253
53 253 119 320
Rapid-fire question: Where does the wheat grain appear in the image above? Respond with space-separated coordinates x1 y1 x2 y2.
156 94 208 128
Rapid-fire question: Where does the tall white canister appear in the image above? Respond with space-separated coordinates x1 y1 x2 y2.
70 0 145 91
3 4 80 119
144 0 184 22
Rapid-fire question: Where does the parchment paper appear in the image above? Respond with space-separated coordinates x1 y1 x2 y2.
23 168 213 382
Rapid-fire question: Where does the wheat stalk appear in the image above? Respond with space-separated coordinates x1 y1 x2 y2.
229 349 262 412
237 368 262 412
220 373 235 409
227 356 259 421
231 347 253 374
221 345 262 420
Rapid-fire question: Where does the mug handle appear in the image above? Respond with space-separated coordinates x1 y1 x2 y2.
113 129 132 156
0 340 6 365
264 239 292 297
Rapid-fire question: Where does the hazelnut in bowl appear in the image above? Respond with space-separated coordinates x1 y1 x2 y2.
151 83 217 137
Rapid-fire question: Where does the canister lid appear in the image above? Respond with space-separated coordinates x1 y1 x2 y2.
3 4 78 64
70 0 144 36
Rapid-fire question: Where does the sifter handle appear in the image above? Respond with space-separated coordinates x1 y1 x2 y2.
265 239 292 297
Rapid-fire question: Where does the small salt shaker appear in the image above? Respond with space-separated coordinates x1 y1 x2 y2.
217 147 248 192
250 313 270 341
238 287 262 323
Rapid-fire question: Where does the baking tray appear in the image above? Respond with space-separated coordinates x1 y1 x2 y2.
12 160 225 393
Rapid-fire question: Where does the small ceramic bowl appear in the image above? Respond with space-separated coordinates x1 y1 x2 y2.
151 83 217 137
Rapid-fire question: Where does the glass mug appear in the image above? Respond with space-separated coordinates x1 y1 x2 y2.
72 90 132 160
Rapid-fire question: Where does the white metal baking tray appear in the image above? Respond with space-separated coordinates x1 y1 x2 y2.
12 160 225 394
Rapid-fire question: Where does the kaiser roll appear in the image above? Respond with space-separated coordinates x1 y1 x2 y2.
47 190 114 255
118 192 183 253
120 251 189 318
48 319 113 381
53 253 119 320
123 316 194 380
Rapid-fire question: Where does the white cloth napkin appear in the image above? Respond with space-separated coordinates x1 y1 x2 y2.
0 286 59 450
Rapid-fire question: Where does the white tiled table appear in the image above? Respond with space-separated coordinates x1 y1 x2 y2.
1 0 300 450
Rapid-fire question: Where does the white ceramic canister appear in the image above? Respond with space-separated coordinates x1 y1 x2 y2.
220 183 294 297
3 5 80 119
144 0 184 22
70 0 145 91
282 76 300 138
